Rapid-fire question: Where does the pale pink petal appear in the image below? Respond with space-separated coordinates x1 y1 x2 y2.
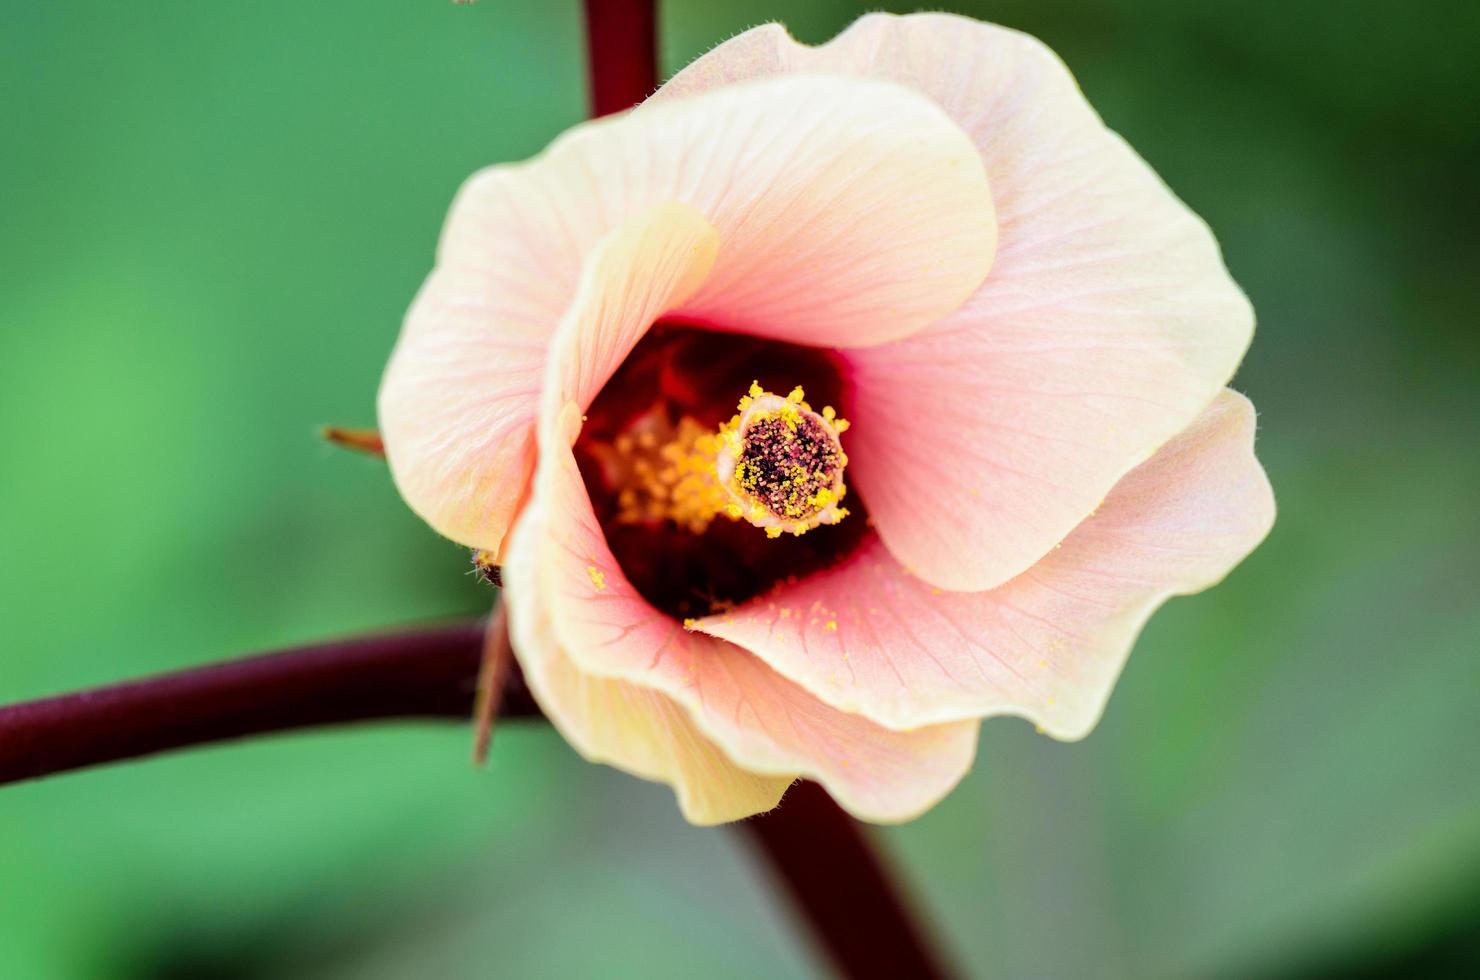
507 570 792 825
378 203 716 557
561 74 996 348
660 14 1254 591
503 404 979 822
693 391 1274 736
380 69 996 554
377 282 543 556
541 203 719 431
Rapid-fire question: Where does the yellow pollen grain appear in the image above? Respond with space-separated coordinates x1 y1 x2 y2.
586 565 607 591
594 411 732 533
824 620 838 632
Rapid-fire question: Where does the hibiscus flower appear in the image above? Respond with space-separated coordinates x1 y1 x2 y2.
378 13 1275 824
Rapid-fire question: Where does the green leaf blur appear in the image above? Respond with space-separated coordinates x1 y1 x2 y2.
2 1 1477 977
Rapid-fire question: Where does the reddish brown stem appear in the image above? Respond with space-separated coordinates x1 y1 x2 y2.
744 781 958 979
582 0 659 116
0 620 537 786
0 619 959 978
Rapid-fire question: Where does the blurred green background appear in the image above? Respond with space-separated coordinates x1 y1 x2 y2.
3 1 1477 977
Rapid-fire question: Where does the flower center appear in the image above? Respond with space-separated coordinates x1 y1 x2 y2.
574 324 868 620
588 382 851 541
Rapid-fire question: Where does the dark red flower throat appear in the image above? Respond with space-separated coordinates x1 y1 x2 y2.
575 324 870 620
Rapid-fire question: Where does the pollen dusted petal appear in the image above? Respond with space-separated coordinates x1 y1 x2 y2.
690 392 1275 735
503 403 979 823
658 14 1256 592
506 560 792 826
